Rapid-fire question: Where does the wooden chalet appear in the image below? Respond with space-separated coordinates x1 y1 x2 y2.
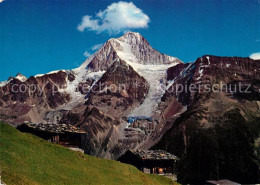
118 150 178 175
17 122 86 148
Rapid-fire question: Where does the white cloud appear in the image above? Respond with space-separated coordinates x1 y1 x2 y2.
91 43 103 51
77 1 150 34
83 51 91 58
249 52 260 60
0 0 4 3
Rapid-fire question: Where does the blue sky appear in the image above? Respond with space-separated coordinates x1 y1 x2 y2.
0 0 260 81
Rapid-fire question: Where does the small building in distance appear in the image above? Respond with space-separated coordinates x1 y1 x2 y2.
17 122 86 148
118 150 178 175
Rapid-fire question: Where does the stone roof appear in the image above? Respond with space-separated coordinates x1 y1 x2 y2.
23 122 86 134
207 179 240 185
132 150 178 160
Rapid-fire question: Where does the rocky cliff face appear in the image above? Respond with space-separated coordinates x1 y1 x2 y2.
0 71 73 124
153 55 260 183
87 59 149 118
157 55 260 149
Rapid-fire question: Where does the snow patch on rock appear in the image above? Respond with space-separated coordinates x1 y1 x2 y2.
0 79 12 87
15 73 27 82
35 70 67 78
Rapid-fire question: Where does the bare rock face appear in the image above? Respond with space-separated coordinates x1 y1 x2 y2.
166 63 190 81
0 71 73 125
158 56 260 137
163 55 260 106
86 41 120 72
87 59 149 118
153 56 260 184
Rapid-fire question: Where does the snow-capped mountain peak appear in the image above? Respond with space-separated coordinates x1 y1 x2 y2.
109 32 182 65
0 32 183 118
15 73 27 82
79 32 182 72
70 32 183 116
117 32 145 45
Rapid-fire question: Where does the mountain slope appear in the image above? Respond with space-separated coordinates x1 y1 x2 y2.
59 59 150 159
0 122 176 185
153 55 260 183
0 70 73 124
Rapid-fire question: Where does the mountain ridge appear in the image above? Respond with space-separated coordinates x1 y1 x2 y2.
0 32 182 125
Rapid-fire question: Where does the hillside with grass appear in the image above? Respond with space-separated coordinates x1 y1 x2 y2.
0 122 176 185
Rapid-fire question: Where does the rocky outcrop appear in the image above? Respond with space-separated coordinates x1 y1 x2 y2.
153 56 260 183
87 59 149 118
0 70 73 125
87 41 120 71
159 56 260 139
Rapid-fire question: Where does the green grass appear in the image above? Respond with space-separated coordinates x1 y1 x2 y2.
0 122 176 185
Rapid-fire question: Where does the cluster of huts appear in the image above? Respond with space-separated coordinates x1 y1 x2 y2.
16 122 240 184
17 121 179 176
